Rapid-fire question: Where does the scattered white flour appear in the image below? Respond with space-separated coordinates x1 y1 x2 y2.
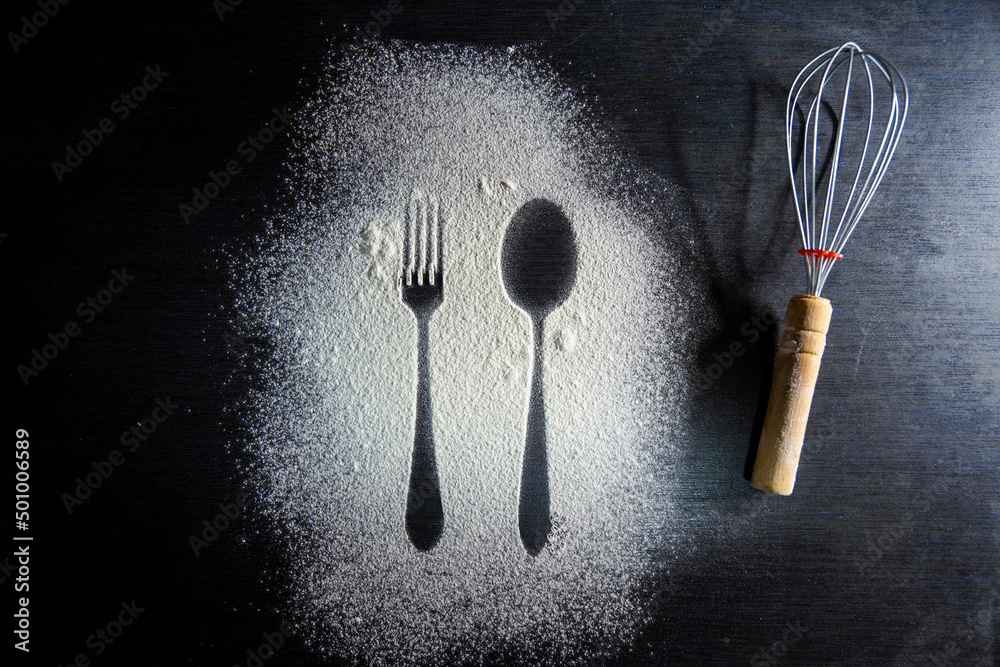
233 41 698 665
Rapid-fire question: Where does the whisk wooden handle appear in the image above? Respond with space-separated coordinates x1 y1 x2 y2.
750 294 833 495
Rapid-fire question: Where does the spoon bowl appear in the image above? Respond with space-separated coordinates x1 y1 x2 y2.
501 199 578 320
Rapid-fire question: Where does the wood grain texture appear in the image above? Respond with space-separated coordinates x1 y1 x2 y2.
752 294 832 495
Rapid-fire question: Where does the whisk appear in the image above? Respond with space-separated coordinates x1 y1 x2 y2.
750 42 908 495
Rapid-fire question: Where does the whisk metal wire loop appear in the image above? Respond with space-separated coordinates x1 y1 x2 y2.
786 41 909 296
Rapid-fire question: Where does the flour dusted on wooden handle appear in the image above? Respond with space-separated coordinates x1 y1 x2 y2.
751 294 832 495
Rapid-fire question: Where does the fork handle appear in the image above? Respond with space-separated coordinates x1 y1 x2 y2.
405 314 444 550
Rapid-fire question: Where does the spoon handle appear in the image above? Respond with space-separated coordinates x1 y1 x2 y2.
519 319 551 555
405 314 444 550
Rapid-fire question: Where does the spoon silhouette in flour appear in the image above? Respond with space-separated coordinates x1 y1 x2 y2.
500 198 578 555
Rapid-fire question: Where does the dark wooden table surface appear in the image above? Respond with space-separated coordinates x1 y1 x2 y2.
5 1 998 665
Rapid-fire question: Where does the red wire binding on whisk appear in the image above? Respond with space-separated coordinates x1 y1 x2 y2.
798 248 844 260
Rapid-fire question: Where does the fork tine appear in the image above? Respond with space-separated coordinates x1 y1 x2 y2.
400 190 443 290
417 192 428 286
404 190 419 286
401 199 407 285
429 194 440 285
